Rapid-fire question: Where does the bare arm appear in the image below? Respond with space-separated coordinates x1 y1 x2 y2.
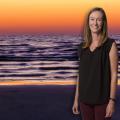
105 41 118 118
74 74 79 102
109 41 118 101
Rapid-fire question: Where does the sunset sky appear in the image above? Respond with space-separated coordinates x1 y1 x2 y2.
0 0 120 34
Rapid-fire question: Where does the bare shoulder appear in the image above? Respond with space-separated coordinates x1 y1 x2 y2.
109 40 118 66
109 41 118 55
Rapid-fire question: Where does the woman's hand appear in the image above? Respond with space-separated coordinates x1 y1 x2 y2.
72 100 80 114
105 100 115 118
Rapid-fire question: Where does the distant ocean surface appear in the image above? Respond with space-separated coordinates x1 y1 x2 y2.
0 34 120 81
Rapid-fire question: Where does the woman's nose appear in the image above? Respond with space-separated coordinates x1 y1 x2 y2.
94 20 97 25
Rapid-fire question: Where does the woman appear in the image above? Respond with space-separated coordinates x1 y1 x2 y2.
72 7 118 120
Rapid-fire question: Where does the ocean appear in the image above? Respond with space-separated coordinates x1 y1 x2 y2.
0 34 120 81
0 34 120 120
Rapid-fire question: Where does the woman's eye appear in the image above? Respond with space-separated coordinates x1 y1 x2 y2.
97 19 102 22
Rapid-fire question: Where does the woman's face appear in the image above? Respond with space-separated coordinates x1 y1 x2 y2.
89 11 103 34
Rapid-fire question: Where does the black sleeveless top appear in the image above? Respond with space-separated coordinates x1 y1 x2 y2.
78 38 115 105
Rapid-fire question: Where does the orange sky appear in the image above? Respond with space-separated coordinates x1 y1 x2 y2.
0 0 120 34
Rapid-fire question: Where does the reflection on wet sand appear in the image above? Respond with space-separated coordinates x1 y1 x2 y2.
0 79 120 86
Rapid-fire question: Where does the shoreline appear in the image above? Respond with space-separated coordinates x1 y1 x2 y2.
0 79 120 86
0 80 75 86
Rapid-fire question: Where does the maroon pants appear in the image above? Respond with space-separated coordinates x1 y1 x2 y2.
80 102 111 120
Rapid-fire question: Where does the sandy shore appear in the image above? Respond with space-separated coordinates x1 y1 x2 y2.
0 85 119 120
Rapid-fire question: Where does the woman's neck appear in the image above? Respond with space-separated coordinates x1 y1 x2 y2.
91 33 101 42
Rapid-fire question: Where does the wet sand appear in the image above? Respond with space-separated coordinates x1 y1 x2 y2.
0 85 119 120
0 79 120 85
0 80 75 86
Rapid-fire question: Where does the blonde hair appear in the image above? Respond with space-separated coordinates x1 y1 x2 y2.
82 7 108 48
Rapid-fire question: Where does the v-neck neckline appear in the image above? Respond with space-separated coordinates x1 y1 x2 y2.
89 46 98 53
88 38 109 53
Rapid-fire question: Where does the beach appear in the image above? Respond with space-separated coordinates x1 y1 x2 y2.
0 85 80 120
0 35 119 120
0 85 119 120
